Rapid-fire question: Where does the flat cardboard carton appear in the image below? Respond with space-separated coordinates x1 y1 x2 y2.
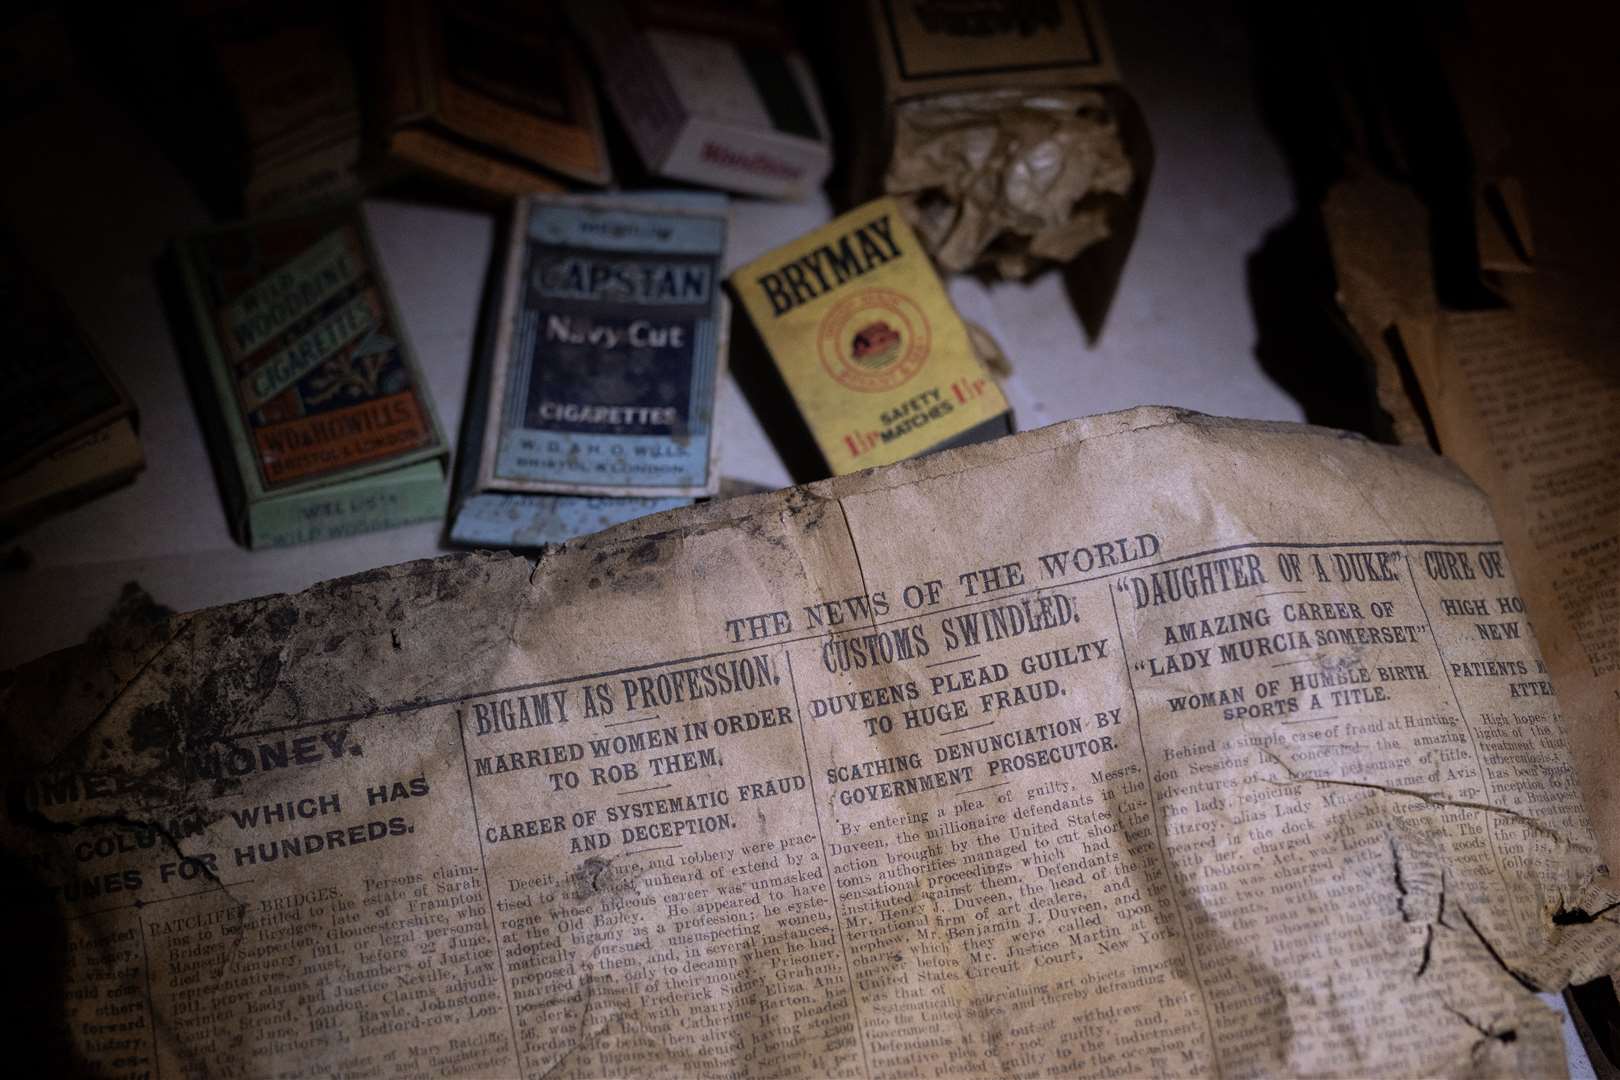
173 203 449 547
729 197 1011 476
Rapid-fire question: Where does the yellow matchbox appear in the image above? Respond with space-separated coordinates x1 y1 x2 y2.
730 198 1009 475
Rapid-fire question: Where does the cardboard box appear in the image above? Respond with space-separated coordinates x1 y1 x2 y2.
450 193 729 547
846 0 1152 337
573 0 832 199
172 203 449 548
730 196 1011 477
0 420 144 539
1 235 136 476
0 234 143 535
868 0 1119 94
476 194 729 499
377 0 611 198
191 1 364 213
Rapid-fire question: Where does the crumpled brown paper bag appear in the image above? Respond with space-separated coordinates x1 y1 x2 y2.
886 87 1133 278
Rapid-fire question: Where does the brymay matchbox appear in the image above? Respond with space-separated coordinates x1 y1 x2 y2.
173 203 449 548
730 196 1010 476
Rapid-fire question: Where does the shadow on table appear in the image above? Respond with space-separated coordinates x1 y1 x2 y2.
1238 2 1498 441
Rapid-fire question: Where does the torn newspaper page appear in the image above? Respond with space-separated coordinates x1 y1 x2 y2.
1397 288 1620 890
1321 168 1440 449
4 407 1618 1077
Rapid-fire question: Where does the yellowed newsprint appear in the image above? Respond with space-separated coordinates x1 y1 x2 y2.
4 408 1616 1077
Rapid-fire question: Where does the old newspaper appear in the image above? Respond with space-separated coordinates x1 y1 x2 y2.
1395 288 1620 894
5 408 1618 1077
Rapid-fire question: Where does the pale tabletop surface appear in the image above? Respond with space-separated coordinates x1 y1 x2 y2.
0 8 1594 1072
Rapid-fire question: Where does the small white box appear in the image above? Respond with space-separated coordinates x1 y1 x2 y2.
574 1 833 200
